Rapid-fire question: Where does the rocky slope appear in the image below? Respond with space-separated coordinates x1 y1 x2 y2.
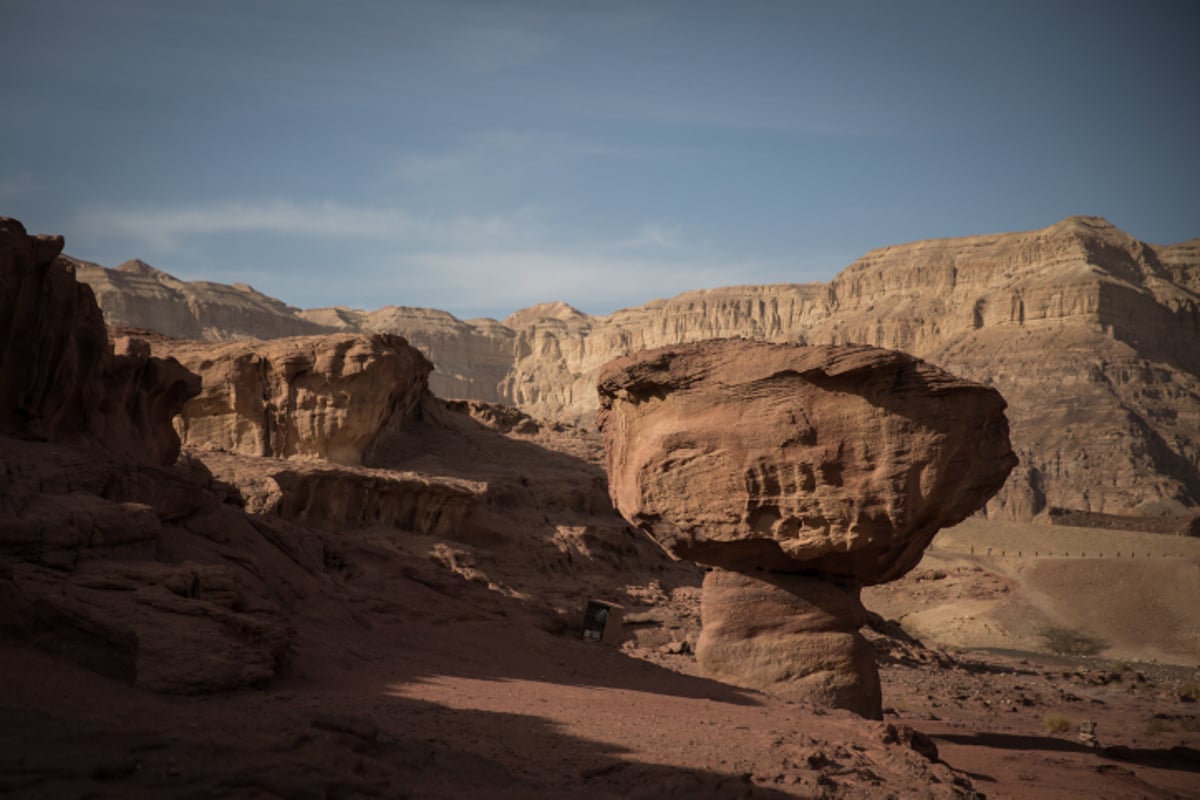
71 217 1200 521
1 216 688 701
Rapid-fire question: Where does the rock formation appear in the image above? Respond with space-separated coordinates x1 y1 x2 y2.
72 217 1200 524
598 340 1017 717
145 333 432 466
1 219 295 692
1 218 200 465
70 256 333 341
194 450 487 539
4 218 674 698
298 304 517 404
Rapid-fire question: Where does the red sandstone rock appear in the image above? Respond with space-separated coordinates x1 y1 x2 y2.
0 217 199 465
697 568 883 718
150 333 431 466
598 339 1016 716
598 340 1016 582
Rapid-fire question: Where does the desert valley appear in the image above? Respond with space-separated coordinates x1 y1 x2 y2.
2 214 1199 799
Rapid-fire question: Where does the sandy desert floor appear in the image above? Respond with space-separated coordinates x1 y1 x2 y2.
4 515 1198 800
865 518 1200 666
3 411 1198 799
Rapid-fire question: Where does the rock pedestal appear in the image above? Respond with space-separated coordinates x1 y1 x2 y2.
697 568 881 718
598 339 1017 717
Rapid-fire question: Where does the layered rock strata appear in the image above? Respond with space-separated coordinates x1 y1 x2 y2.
1 218 199 464
194 450 487 539
73 217 1200 522
0 220 293 692
598 340 1016 716
72 257 332 341
697 569 881 718
147 333 432 466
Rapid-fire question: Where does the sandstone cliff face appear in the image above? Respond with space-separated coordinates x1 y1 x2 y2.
70 257 334 341
2 219 293 693
74 217 1200 520
807 217 1200 520
299 305 517 404
1 218 199 465
147 333 432 466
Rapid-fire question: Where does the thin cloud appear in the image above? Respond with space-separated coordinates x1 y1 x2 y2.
389 246 789 319
76 200 528 253
69 198 838 320
389 129 695 184
0 172 42 202
614 223 688 252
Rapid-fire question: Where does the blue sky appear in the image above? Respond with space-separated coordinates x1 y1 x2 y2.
2 1 1197 320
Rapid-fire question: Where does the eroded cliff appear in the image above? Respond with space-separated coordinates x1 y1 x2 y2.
74 217 1200 520
146 332 432 466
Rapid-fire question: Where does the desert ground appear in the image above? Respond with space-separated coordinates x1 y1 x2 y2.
4 438 1198 799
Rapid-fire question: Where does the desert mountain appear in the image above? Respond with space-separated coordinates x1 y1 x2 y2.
7 216 1200 798
71 217 1200 523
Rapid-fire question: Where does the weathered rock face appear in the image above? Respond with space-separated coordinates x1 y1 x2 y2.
299 305 518 404
598 340 1016 717
0 439 307 694
148 333 432 466
193 450 487 539
74 217 1200 522
598 341 1017 582
99 335 205 466
0 218 199 465
696 569 881 719
0 220 296 693
69 256 334 341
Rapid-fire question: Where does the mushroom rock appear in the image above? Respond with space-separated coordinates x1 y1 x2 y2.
597 340 1017 717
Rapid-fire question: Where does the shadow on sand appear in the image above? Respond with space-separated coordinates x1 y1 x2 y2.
936 731 1200 774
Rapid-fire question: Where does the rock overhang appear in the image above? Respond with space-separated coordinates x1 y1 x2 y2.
598 339 1018 584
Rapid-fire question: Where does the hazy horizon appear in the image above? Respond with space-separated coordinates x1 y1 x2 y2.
3 0 1198 320
55 212 1193 324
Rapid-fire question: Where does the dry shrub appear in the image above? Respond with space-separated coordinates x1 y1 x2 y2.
1143 718 1174 736
1043 713 1073 734
1038 626 1107 657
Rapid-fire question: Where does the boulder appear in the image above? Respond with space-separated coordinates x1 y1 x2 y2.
598 340 1017 582
598 340 1016 716
153 333 432 465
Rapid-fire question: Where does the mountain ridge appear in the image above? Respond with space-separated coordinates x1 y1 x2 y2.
69 217 1200 522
